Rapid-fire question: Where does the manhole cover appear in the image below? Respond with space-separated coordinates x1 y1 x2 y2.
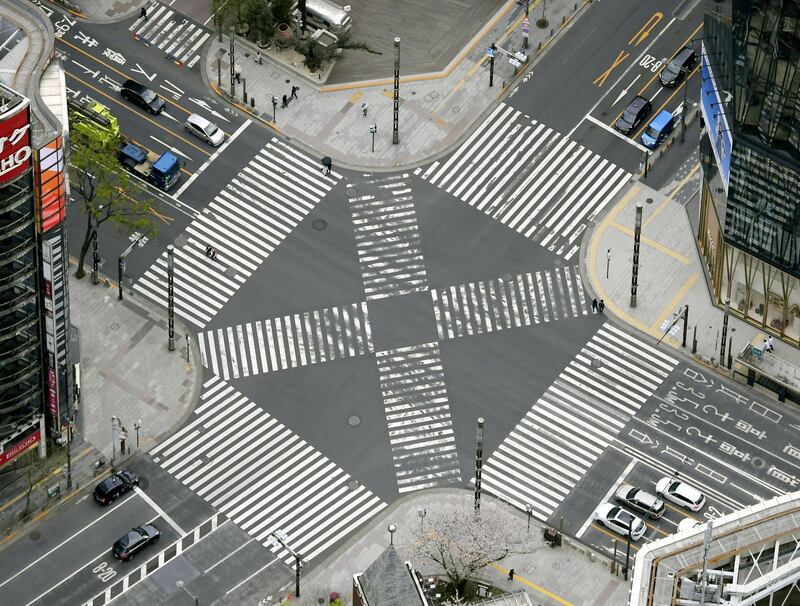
29 530 41 541
348 415 361 427
224 267 238 279
646 197 654 204
552 561 560 569
138 477 150 490
347 479 360 490
110 323 119 331
751 456 766 469
312 219 328 231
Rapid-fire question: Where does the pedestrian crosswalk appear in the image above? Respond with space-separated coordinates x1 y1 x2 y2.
130 2 211 69
431 264 591 339
480 324 678 521
347 173 429 300
375 342 461 492
415 103 631 259
151 376 387 563
134 138 339 329
198 302 374 380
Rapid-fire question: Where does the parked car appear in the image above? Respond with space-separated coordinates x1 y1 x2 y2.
641 110 676 149
94 469 139 505
184 113 225 146
678 517 703 533
615 96 652 135
120 79 165 114
615 484 665 519
656 477 706 512
593 503 646 540
659 46 697 87
112 524 160 561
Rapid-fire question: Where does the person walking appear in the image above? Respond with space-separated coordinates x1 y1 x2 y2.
255 51 263 64
361 101 368 117
210 247 218 260
140 6 148 20
281 94 288 108
508 568 515 581
592 298 598 313
767 336 775 352
291 86 299 99
205 245 213 258
598 299 605 313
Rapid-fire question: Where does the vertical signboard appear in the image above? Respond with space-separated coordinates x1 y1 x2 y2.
41 240 60 430
0 101 32 185
700 43 732 193
35 136 67 232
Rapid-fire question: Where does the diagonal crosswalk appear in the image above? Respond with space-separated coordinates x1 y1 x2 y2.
130 2 211 69
347 173 429 300
134 138 339 329
431 264 591 339
151 376 387 563
415 103 631 259
480 324 678 521
198 302 374 380
375 342 462 492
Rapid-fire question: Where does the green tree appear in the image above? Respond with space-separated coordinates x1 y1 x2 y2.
211 0 244 31
243 0 274 44
69 134 156 280
271 0 293 24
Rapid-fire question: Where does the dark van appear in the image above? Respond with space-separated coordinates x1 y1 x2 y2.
641 110 676 149
659 46 697 87
94 469 139 505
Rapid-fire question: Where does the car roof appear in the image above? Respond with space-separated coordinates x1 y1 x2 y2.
122 79 148 93
187 113 211 129
672 46 695 63
628 96 648 110
674 481 703 502
648 110 674 129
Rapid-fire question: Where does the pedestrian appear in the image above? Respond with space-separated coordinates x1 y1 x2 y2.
282 94 288 108
140 6 147 20
205 245 213 258
361 101 368 117
508 568 515 581
592 298 598 313
767 336 774 352
211 248 218 260
291 85 299 99
234 64 242 84
255 51 262 65
598 299 605 313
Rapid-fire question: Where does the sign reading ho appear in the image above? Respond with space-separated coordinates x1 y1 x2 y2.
0 102 32 186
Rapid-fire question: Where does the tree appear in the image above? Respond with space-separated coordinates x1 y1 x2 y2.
409 501 537 593
242 0 274 44
69 135 156 279
211 0 244 31
271 0 293 24
20 449 49 518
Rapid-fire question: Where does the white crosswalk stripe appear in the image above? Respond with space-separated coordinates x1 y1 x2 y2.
198 302 374 379
431 265 591 339
130 2 211 68
347 173 429 299
151 376 387 563
480 324 678 521
375 342 461 492
134 138 339 329
415 103 631 259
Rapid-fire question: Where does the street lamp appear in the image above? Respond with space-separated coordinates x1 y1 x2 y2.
369 123 377 152
176 580 199 605
269 531 303 598
418 508 426 533
388 523 397 545
525 503 533 532
134 419 142 449
606 249 611 279
271 95 278 123
111 415 118 464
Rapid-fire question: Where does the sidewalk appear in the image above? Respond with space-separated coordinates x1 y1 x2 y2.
584 172 800 376
301 488 628 606
204 0 589 170
0 263 200 538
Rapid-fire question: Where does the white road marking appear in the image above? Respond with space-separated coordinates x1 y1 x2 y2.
174 119 251 199
585 114 650 153
134 486 185 534
205 538 255 573
576 458 637 539
224 557 280 595
149 136 193 161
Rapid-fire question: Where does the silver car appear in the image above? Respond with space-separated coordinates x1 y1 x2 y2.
615 484 665 519
593 503 646 541
185 113 225 146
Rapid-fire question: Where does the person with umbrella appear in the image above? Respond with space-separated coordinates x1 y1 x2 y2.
321 156 332 175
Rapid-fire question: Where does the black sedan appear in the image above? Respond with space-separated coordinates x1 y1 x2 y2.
112 524 160 561
615 96 652 135
93 469 139 505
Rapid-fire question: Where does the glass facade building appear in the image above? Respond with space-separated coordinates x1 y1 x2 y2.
698 0 800 345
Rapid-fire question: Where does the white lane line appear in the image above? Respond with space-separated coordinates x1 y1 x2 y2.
0 495 138 589
205 538 255 573
576 457 637 539
567 16 677 139
174 119 252 199
224 556 281 595
585 114 650 153
134 486 185 535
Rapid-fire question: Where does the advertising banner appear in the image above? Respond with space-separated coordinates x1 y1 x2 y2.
0 101 32 185
0 430 41 467
700 43 732 193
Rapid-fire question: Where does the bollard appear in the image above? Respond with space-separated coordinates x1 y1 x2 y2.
692 325 697 354
250 97 255 109
242 77 247 105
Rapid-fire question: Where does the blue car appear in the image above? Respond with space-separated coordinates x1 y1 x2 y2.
641 110 676 149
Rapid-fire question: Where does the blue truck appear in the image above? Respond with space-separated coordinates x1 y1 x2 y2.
118 140 181 191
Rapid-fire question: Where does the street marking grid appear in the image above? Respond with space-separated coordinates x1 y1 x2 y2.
347 173 429 300
150 376 387 564
82 513 226 606
130 2 211 68
415 103 631 259
197 301 374 380
480 324 678 521
134 138 339 329
431 264 591 339
375 342 462 492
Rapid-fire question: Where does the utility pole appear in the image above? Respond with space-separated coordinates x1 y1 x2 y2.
118 233 146 301
134 419 141 448
699 522 714 606
525 504 533 532
489 43 496 87
229 28 235 97
720 297 730 362
681 67 688 143
271 95 278 123
111 415 117 464
370 123 377 152
682 305 689 348
91 228 99 284
606 249 611 279
631 202 642 307
392 38 400 145
623 518 632 581
167 245 175 351
270 531 303 598
474 417 484 512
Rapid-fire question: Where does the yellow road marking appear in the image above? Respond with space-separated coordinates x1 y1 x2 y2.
666 162 700 199
594 50 630 87
650 272 698 332
591 524 643 549
489 563 576 605
629 12 664 46
631 64 699 140
610 222 691 265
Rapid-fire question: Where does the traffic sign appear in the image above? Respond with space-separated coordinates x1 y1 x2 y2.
509 59 521 68
486 47 495 58
522 17 529 33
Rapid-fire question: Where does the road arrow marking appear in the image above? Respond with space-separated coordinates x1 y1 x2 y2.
150 136 193 161
187 97 231 122
613 74 641 106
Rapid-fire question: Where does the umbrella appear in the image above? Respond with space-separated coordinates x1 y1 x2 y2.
321 156 332 168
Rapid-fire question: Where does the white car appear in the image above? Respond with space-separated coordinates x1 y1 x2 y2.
656 477 706 512
677 517 703 533
185 113 225 146
593 503 646 540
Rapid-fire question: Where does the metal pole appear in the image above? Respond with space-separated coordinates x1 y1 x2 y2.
727 337 733 369
66 418 72 490
295 554 301 598
692 325 697 353
217 57 221 88
117 256 124 300
643 150 649 178
167 245 175 351
91 228 99 285
681 68 688 143
489 43 496 87
526 504 532 532
612 539 618 575
186 334 191 363
631 202 642 307
392 37 400 145
229 29 235 97
606 249 611 279
111 416 117 464
474 417 484 512
242 77 247 105
720 298 730 362
272 96 277 123
624 519 632 581
682 305 689 348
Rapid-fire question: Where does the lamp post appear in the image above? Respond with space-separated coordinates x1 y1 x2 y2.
388 523 397 545
606 249 611 279
111 415 118 464
623 518 633 581
134 419 141 449
271 95 278 123
418 508 426 533
369 123 377 152
525 504 533 532
270 531 303 598
176 580 199 606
